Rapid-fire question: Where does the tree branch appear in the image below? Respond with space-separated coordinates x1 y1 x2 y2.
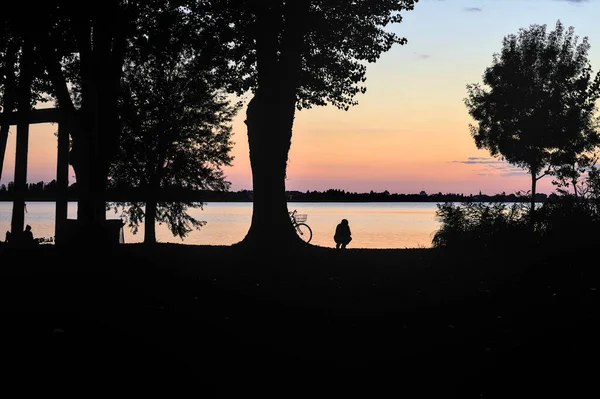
37 33 77 123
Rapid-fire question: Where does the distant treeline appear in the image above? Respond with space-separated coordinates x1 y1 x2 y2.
286 189 550 203
0 181 551 203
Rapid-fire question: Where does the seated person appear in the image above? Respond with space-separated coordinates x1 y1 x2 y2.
22 225 34 242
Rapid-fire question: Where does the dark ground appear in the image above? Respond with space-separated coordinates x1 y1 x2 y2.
1 242 598 397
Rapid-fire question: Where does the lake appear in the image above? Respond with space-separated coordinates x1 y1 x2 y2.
0 201 443 249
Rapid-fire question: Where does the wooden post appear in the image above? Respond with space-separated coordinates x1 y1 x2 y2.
1 108 64 240
10 40 33 237
10 114 29 235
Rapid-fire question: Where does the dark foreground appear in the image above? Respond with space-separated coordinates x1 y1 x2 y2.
1 242 598 397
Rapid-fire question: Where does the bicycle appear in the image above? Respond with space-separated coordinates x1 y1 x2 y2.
289 209 313 243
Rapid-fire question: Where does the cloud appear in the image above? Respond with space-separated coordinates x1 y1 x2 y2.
413 52 431 60
453 157 505 165
452 157 529 177
463 7 482 12
552 0 590 5
498 169 529 177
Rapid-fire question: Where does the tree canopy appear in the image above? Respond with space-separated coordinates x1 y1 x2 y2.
464 20 600 213
191 0 419 248
108 3 238 243
195 0 418 110
2 1 420 248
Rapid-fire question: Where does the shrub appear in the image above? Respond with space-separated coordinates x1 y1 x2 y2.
433 195 600 253
432 201 532 250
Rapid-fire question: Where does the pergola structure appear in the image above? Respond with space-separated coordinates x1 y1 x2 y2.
0 107 70 245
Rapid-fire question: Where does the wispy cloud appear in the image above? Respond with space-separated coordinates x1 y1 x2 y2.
464 7 483 12
454 157 504 165
413 52 431 60
452 157 528 177
552 0 590 5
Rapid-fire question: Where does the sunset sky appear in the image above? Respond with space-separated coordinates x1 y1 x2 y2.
1 0 599 195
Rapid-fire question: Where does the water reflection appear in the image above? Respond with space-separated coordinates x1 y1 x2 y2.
0 201 442 249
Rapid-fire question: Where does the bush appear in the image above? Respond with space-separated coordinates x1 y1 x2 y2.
535 195 600 250
432 196 600 253
432 201 533 250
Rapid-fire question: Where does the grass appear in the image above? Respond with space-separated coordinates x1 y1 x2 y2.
1 241 598 396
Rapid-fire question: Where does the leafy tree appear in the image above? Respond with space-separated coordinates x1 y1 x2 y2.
194 0 419 248
550 115 600 199
107 5 238 244
14 1 232 243
35 2 138 232
4 1 420 249
465 20 600 216
2 1 140 237
0 6 56 234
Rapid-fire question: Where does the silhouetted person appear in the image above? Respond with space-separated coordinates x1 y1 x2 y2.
334 218 352 249
5 230 11 243
20 225 35 246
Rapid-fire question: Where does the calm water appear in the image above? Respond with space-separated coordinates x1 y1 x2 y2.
0 201 442 249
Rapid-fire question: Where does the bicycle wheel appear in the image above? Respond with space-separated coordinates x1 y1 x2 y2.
295 223 313 243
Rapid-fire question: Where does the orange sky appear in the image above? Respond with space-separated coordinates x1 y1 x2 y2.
2 0 599 195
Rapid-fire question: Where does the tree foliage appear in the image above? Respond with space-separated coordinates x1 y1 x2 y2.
432 201 532 250
188 0 419 248
3 1 420 248
464 20 600 213
196 0 418 110
107 2 239 243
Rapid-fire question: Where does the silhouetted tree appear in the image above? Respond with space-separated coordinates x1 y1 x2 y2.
0 8 57 234
107 5 238 244
197 0 418 249
465 20 600 218
0 35 18 183
32 1 137 233
17 1 233 243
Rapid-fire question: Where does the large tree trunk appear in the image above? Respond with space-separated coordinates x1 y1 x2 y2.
144 199 158 244
70 67 110 241
236 0 308 251
69 9 126 244
36 6 126 246
237 91 304 250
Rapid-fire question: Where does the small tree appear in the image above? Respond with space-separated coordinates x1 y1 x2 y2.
464 20 600 217
107 5 238 244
